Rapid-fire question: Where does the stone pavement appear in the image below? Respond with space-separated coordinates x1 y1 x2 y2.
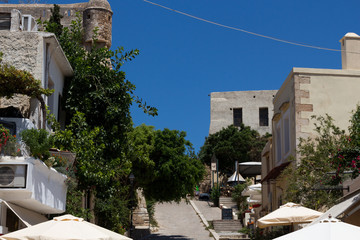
191 200 222 222
143 200 214 240
190 200 248 240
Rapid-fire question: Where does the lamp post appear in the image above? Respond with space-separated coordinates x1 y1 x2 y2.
129 173 135 238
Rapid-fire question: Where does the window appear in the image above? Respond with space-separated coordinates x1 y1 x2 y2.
275 122 281 163
283 111 290 155
0 13 11 31
259 107 269 126
0 120 16 136
21 15 37 32
233 108 242 127
47 78 55 117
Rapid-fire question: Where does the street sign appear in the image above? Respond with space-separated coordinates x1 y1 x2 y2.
211 162 217 171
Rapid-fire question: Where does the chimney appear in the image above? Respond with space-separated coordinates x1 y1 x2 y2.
340 32 360 70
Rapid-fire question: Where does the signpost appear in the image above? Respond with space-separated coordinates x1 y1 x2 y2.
222 208 233 220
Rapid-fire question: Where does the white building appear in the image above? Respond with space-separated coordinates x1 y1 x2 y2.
0 9 73 234
0 9 73 131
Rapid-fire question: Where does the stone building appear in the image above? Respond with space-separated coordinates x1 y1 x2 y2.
0 0 113 49
209 90 277 136
261 33 360 219
0 5 73 234
0 9 73 132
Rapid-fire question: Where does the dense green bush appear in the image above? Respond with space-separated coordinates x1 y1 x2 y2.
20 128 53 161
211 183 221 207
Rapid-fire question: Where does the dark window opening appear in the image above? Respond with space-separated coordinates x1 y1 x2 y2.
0 13 11 31
87 14 91 19
259 107 269 126
233 108 243 127
0 120 16 135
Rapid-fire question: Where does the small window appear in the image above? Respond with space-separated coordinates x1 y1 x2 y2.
276 122 281 163
87 14 91 19
284 115 290 154
233 108 243 127
23 16 29 31
259 107 269 126
47 78 55 117
0 13 11 31
67 10 71 17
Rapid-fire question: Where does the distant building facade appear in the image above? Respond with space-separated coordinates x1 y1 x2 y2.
209 90 277 136
0 0 113 49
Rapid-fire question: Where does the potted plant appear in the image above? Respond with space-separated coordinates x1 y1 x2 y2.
0 125 11 152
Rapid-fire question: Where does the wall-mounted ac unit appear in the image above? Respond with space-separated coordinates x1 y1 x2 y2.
0 165 27 188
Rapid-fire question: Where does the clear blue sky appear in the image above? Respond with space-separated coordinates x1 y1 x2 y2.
4 0 360 152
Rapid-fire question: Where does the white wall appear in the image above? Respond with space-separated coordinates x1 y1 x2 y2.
0 156 67 214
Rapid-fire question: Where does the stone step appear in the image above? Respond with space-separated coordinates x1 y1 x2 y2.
219 197 238 209
213 220 242 232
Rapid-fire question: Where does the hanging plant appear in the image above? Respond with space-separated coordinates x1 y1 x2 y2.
0 52 54 129
0 53 53 99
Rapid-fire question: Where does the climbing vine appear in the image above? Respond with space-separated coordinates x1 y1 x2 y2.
0 53 53 99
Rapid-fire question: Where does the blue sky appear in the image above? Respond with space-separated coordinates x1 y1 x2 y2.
4 0 360 152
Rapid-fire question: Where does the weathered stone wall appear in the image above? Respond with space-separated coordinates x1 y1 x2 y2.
209 90 277 136
0 3 87 28
0 1 113 48
83 8 112 47
0 31 43 119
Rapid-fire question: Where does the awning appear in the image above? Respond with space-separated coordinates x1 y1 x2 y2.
239 162 261 177
4 201 48 227
309 192 360 226
261 161 291 183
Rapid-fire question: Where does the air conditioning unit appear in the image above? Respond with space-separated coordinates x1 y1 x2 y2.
0 165 27 188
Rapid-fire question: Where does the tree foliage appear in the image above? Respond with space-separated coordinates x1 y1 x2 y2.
331 105 360 184
39 9 153 231
282 115 346 210
41 4 63 39
129 124 205 202
39 4 201 232
198 124 269 174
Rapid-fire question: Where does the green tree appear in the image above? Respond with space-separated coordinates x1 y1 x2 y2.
282 115 346 210
198 124 269 174
129 124 205 202
41 4 63 39
40 5 201 232
40 10 155 231
332 105 360 184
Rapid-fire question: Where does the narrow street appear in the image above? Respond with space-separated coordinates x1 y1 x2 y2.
144 200 213 240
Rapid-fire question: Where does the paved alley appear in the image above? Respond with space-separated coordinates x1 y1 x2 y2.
143 200 213 240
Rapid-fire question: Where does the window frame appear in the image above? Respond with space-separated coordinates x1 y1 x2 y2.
233 108 243 127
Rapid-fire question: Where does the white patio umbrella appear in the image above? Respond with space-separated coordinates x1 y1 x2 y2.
227 171 246 183
2 214 132 240
257 202 322 228
274 216 360 240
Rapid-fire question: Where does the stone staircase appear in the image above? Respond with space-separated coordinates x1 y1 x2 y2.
133 189 150 227
213 220 242 232
219 197 238 210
